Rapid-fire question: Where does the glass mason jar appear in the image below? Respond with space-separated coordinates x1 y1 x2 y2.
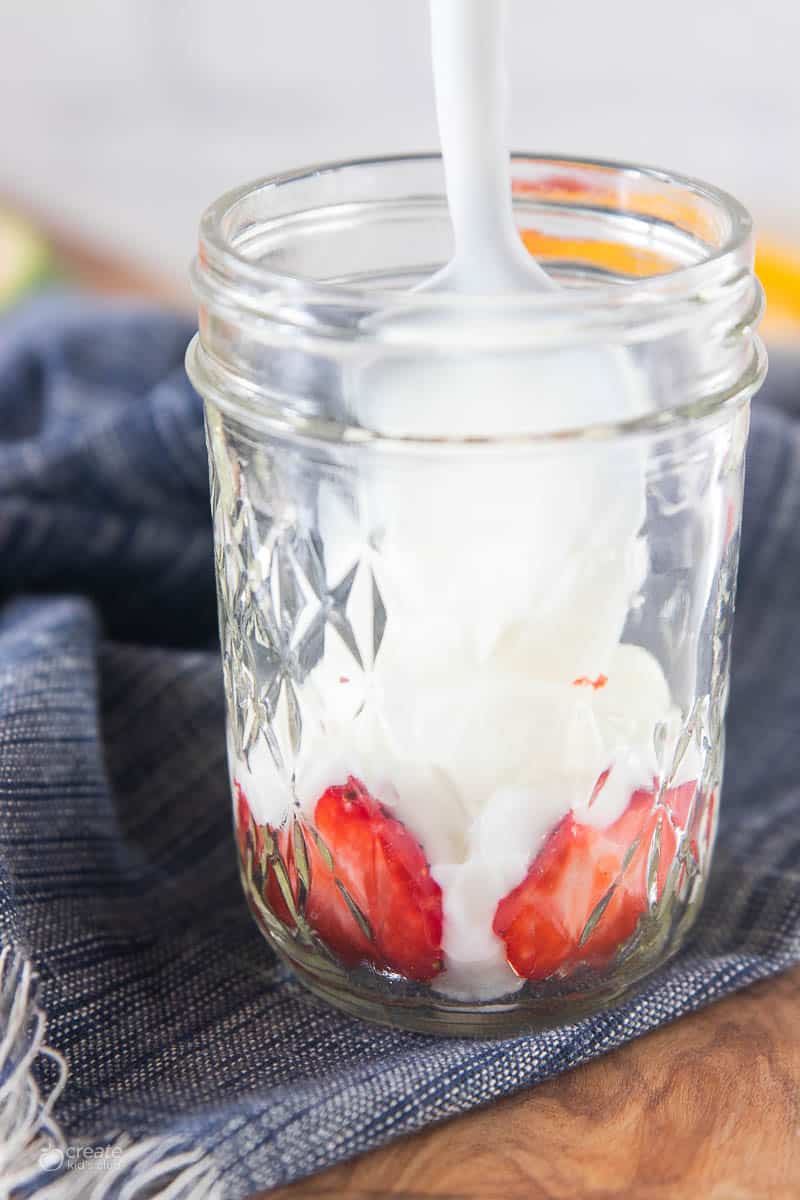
187 154 765 1036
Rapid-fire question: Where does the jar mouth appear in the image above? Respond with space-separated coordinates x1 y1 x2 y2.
195 152 754 315
189 152 766 446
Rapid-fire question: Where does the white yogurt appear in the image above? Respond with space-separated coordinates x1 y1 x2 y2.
426 0 553 294
234 0 688 999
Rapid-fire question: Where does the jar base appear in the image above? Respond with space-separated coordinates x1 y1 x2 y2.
275 936 690 1038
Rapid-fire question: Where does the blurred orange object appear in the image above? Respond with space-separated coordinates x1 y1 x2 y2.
515 170 800 349
755 240 800 345
520 229 672 279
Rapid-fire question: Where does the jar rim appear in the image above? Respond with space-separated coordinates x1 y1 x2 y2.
189 152 766 448
195 151 755 317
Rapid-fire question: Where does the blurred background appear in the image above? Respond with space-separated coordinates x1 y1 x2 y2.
1 0 799 335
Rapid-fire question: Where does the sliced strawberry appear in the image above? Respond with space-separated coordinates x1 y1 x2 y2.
235 782 249 859
493 780 698 982
263 777 443 982
260 823 298 929
260 811 372 957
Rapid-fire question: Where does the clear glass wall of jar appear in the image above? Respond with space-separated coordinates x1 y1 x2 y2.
187 155 766 1035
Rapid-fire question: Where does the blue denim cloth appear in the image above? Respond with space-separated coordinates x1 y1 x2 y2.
0 294 798 1196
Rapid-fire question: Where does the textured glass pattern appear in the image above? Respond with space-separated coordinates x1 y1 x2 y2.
205 399 742 1032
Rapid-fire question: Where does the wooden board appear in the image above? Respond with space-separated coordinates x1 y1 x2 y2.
266 966 800 1200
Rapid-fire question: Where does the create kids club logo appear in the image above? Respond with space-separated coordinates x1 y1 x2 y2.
39 1144 124 1172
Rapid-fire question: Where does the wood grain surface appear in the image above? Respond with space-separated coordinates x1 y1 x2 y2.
42 216 800 1200
266 966 800 1200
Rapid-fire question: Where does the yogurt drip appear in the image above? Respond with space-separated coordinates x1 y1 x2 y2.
426 0 553 294
234 0 695 999
348 0 650 440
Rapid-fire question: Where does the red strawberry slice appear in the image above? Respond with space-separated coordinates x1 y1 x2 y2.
493 780 698 982
235 783 250 860
261 807 374 959
263 777 443 982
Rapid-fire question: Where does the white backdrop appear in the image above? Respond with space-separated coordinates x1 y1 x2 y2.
1 0 798 280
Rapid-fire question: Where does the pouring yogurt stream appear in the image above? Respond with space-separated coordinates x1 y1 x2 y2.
233 0 702 1000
